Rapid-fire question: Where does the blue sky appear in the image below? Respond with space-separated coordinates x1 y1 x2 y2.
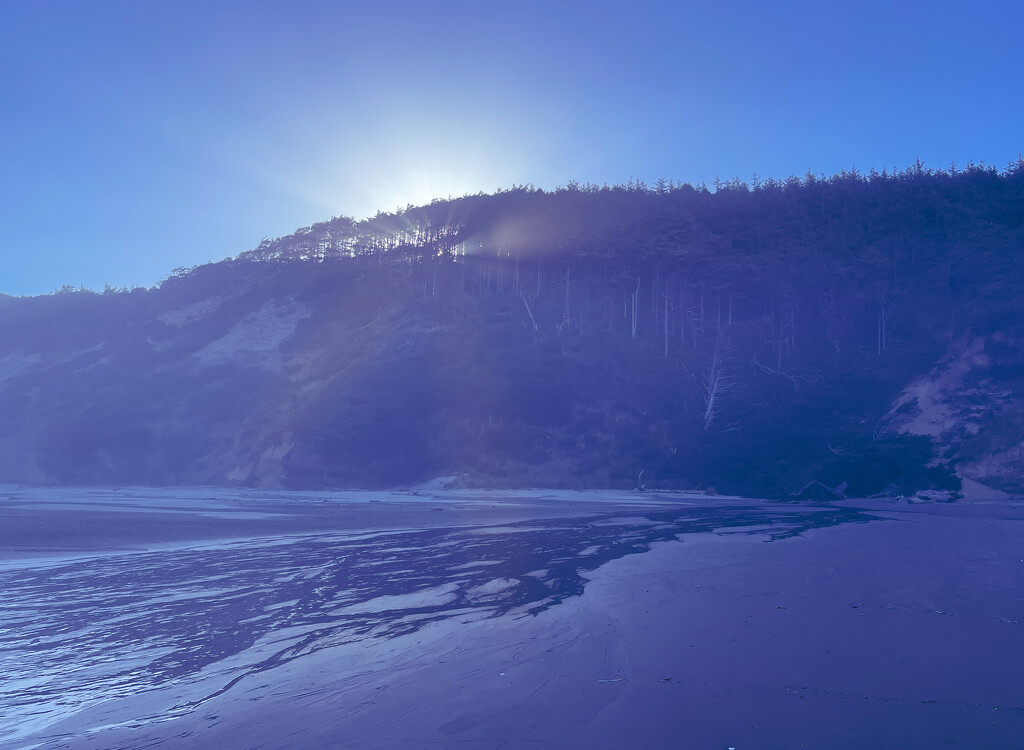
1 1 1021 295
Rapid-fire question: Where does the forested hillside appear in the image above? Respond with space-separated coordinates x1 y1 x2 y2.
1 161 1022 496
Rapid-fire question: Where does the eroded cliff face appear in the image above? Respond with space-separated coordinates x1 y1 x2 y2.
0 263 351 486
5 168 1022 494
0 260 542 489
0 253 1017 496
883 335 1024 495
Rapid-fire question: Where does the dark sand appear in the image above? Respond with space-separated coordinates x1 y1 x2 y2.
2 488 1022 749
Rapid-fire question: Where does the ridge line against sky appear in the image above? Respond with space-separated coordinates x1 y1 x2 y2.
1 0 1022 296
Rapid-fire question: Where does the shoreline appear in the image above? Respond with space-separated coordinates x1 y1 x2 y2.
1 483 1019 565
2 489 1023 748
15 494 1022 750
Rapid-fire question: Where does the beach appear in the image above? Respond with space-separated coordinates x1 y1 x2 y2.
1 488 1021 749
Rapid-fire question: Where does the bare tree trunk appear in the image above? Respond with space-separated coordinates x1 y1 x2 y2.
652 268 658 316
630 276 640 339
565 264 571 322
663 290 669 357
877 289 891 355
702 340 729 431
520 292 538 331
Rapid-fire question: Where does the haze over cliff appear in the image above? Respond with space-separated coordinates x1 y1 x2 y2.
2 162 1022 497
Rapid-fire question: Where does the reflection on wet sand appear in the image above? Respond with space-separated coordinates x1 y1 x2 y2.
0 500 876 745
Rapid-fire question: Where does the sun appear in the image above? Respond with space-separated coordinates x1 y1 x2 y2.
368 157 498 216
278 113 533 222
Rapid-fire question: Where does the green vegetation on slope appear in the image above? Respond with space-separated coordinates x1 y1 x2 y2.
2 161 1022 494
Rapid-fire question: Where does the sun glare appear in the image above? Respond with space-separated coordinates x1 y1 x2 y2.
263 109 538 223
336 120 529 219
368 163 497 216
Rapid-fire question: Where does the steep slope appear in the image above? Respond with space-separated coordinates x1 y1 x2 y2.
0 256 957 495
1 167 1021 496
884 334 1024 495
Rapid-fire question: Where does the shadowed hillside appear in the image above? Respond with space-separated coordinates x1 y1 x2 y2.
2 162 1023 496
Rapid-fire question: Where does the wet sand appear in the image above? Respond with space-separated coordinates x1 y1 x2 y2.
2 488 1022 749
